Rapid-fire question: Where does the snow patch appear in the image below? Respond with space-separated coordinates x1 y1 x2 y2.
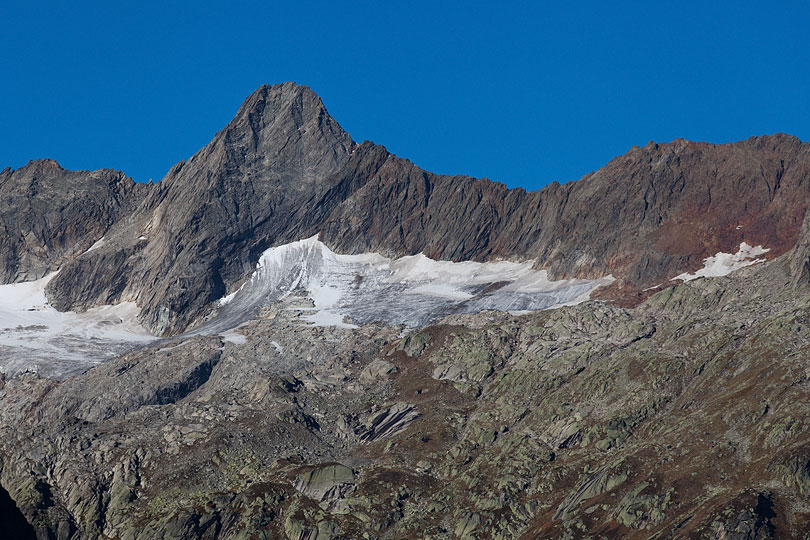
0 273 155 378
301 309 358 328
83 237 106 254
219 290 239 306
220 332 247 345
204 236 614 332
672 242 770 282
157 339 192 353
408 283 475 300
2 237 614 377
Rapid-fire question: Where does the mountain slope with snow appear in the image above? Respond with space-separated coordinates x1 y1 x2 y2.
0 273 154 377
4 83 810 539
205 236 613 334
36 84 810 337
0 237 614 377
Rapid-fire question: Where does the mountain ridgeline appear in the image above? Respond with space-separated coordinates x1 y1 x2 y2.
7 83 810 539
2 82 809 335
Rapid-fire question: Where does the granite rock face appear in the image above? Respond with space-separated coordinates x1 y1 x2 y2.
22 83 810 335
0 159 147 283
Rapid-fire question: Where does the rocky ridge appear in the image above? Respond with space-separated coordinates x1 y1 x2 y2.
2 83 810 539
0 83 800 335
0 160 147 283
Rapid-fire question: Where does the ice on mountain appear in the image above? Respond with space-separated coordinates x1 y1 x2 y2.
0 272 155 378
672 242 769 282
202 236 614 334
0 237 614 378
83 236 107 254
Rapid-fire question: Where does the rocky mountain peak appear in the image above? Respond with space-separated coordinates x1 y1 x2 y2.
1 84 802 336
43 83 361 335
162 82 355 192
242 82 327 124
6 84 810 539
22 158 64 173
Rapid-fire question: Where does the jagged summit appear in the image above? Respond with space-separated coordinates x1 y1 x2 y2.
19 158 65 172
4 158 144 179
5 84 810 539
0 84 807 336
161 81 355 192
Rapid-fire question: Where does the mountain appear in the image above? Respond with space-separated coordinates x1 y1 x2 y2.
0 159 146 283
16 82 807 336
1 83 810 539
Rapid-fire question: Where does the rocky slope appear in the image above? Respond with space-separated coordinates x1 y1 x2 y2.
0 160 147 283
2 233 810 538
22 82 809 335
2 82 810 539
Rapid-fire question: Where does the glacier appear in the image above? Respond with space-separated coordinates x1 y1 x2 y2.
672 242 769 282
198 236 614 335
0 237 614 378
0 272 155 378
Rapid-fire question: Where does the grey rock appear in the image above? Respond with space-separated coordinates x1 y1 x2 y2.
357 402 421 442
0 159 147 283
25 85 810 336
359 359 397 384
294 464 355 502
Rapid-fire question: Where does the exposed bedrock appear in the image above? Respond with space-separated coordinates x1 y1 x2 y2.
0 83 805 336
0 159 148 284
3 250 810 537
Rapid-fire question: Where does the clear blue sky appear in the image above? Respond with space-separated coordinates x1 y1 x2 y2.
1 1 809 190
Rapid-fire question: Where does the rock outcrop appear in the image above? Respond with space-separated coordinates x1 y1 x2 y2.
0 159 147 283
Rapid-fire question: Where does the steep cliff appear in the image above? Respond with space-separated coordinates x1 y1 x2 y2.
0 159 147 283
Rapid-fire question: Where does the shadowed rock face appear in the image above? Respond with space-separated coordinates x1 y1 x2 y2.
3 82 807 336
789 203 810 286
0 160 147 283
0 484 36 540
